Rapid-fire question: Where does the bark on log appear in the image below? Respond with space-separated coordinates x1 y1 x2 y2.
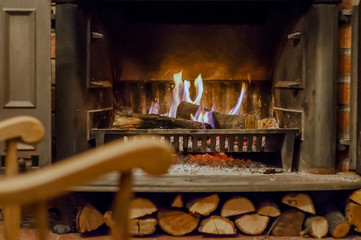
198 215 237 235
235 213 269 235
346 202 361 232
176 102 256 129
256 201 281 217
171 195 184 208
113 113 212 129
300 216 328 239
157 209 200 236
76 204 105 233
221 197 255 217
186 194 220 216
324 210 350 238
281 193 315 214
129 198 157 219
271 209 305 236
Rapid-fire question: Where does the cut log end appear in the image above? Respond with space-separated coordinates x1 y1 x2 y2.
129 198 157 219
129 218 158 236
221 197 255 217
332 222 350 238
171 195 184 208
187 194 220 216
349 189 361 205
301 216 328 239
76 204 105 233
256 201 281 217
272 209 305 236
325 210 350 238
157 209 200 236
281 193 315 214
198 216 237 235
235 213 269 235
346 202 361 233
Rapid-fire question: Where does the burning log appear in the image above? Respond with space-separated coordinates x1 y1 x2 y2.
157 209 200 236
235 213 269 235
113 113 212 129
176 102 257 129
281 193 315 214
271 209 305 236
75 204 105 233
256 201 281 217
220 197 255 217
129 198 158 219
300 216 328 238
198 215 237 235
186 194 220 216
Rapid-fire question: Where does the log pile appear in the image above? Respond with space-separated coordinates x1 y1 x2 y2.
72 191 361 238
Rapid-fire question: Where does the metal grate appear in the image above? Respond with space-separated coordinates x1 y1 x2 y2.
92 128 299 172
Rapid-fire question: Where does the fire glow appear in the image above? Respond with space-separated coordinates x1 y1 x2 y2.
150 71 248 129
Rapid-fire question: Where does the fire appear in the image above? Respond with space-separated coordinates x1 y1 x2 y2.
183 74 203 105
148 101 160 114
228 81 247 115
168 71 184 118
190 103 215 129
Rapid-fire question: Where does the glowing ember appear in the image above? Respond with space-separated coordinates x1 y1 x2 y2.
168 71 184 118
229 81 247 115
148 101 160 114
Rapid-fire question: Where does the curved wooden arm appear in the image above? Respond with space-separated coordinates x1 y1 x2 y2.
0 138 172 206
0 116 44 143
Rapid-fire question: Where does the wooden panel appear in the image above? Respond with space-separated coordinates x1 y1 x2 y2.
0 0 51 167
3 9 36 108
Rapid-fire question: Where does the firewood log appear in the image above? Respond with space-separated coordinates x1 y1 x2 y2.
104 211 157 236
157 209 200 236
281 193 315 214
113 113 212 129
129 198 157 219
234 213 269 235
346 202 361 232
186 194 220 216
271 209 305 236
349 189 361 205
300 216 328 239
75 204 105 233
256 201 281 217
176 102 257 129
129 217 158 236
171 194 184 208
198 215 237 235
221 197 255 217
324 210 350 238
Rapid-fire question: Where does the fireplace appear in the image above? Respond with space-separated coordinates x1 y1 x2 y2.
53 0 361 192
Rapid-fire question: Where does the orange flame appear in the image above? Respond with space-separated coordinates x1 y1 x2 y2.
229 81 247 115
183 74 203 105
168 71 184 118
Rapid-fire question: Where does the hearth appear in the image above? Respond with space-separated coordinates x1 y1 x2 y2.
52 0 361 192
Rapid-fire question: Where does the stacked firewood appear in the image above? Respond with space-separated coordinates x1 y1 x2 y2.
74 190 361 238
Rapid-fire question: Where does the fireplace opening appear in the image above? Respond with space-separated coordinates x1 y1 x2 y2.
56 0 339 177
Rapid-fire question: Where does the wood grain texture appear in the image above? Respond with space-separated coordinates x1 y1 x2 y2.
0 116 44 143
0 138 173 205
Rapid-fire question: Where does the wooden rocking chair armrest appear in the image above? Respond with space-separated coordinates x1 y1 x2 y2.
0 138 173 206
0 116 44 143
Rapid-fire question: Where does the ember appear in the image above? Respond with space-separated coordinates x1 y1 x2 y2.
174 152 267 169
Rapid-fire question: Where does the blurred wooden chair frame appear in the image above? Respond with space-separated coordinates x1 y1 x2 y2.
0 116 172 240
